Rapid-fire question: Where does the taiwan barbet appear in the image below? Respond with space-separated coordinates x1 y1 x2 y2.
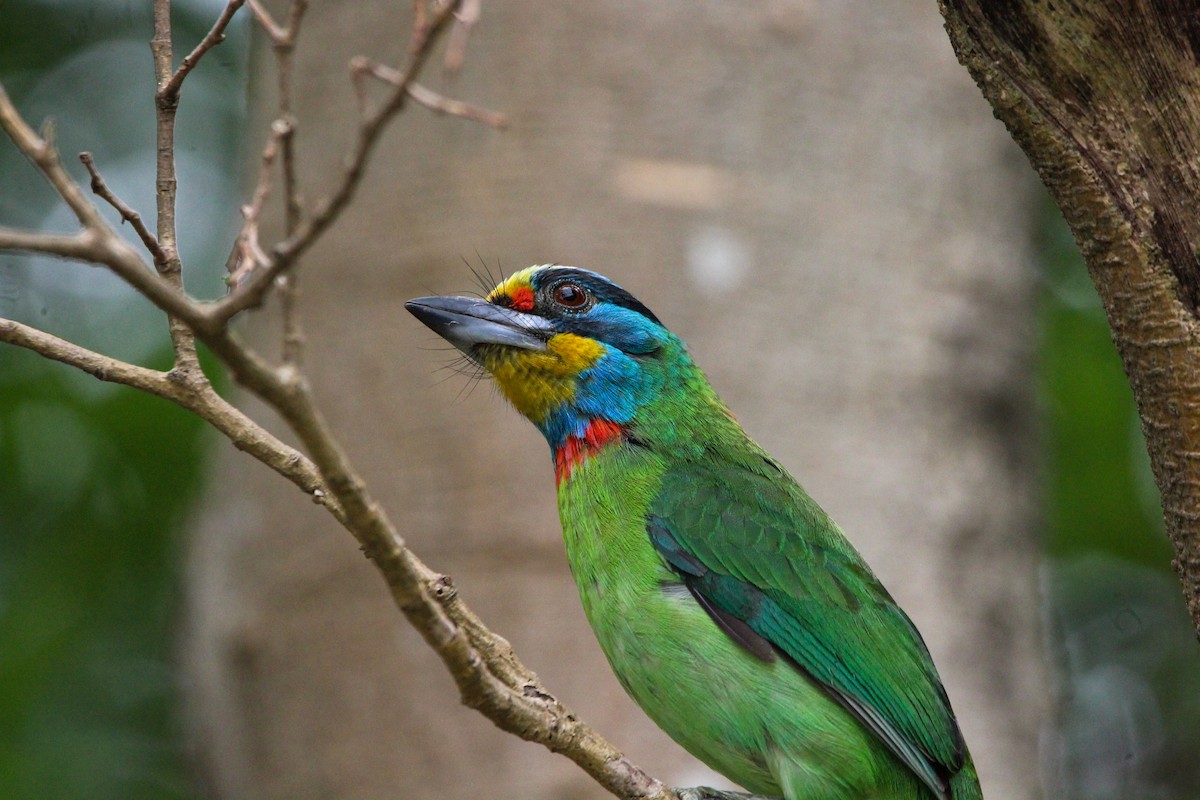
406 265 982 800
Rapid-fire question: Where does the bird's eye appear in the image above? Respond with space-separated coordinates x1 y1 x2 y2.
552 282 589 310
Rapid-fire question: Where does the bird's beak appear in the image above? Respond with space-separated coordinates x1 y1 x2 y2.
405 295 554 353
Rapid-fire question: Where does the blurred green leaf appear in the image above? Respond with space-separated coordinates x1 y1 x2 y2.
1037 196 1168 565
0 2 244 798
0 348 211 799
1036 194 1200 798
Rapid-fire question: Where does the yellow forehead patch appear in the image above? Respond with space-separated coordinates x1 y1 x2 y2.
484 333 605 423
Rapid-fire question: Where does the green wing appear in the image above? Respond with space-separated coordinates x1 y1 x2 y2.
648 456 965 799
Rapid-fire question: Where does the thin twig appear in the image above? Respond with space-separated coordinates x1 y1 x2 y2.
211 0 465 322
244 0 312 365
246 0 286 42
159 0 246 102
0 83 107 232
152 0 213 373
0 227 100 261
443 0 480 74
228 119 287 288
0 82 207 324
278 274 304 364
0 317 169 390
284 0 310 51
354 60 506 128
0 218 214 333
349 55 381 117
407 81 508 128
410 0 430 53
79 152 168 268
277 1 308 366
352 60 508 128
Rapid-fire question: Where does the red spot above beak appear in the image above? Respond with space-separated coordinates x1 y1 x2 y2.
510 286 535 312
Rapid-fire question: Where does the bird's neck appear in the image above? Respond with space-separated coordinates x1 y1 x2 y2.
536 341 661 482
541 342 744 484
551 416 629 484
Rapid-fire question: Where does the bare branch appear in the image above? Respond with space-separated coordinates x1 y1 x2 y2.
443 0 480 75
2 6 690 799
407 81 508 129
247 0 309 51
97 231 216 333
246 0 286 43
353 60 506 128
0 83 108 232
1 77 295 445
189 383 342 521
1 86 237 354
207 341 677 799
151 0 205 374
0 315 342 520
0 316 172 392
411 0 429 52
245 0 312 366
0 81 214 328
159 0 246 102
0 227 101 262
274 1 309 367
228 119 287 289
278 269 304 365
211 0 465 321
349 55 382 117
79 152 168 268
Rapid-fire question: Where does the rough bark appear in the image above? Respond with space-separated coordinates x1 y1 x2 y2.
939 1 1200 637
183 2 1046 798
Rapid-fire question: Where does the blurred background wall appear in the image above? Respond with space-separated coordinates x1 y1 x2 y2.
185 2 1046 797
1 2 1198 800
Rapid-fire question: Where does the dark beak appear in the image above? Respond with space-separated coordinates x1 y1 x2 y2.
405 295 554 354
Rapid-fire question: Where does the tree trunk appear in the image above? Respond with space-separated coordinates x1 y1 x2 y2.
938 0 1200 639
183 2 1046 797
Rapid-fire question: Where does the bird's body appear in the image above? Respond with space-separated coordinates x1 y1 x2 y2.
407 266 982 800
558 433 932 799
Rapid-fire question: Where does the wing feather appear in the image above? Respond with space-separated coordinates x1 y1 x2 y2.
647 459 963 799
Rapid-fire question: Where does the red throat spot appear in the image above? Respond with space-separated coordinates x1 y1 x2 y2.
554 419 627 484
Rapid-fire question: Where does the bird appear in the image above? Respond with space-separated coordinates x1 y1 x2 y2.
406 265 982 800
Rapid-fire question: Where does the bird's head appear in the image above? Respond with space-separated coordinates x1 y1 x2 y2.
407 265 690 472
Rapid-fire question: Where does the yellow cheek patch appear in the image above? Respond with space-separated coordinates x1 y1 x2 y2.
547 332 606 369
483 333 605 423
